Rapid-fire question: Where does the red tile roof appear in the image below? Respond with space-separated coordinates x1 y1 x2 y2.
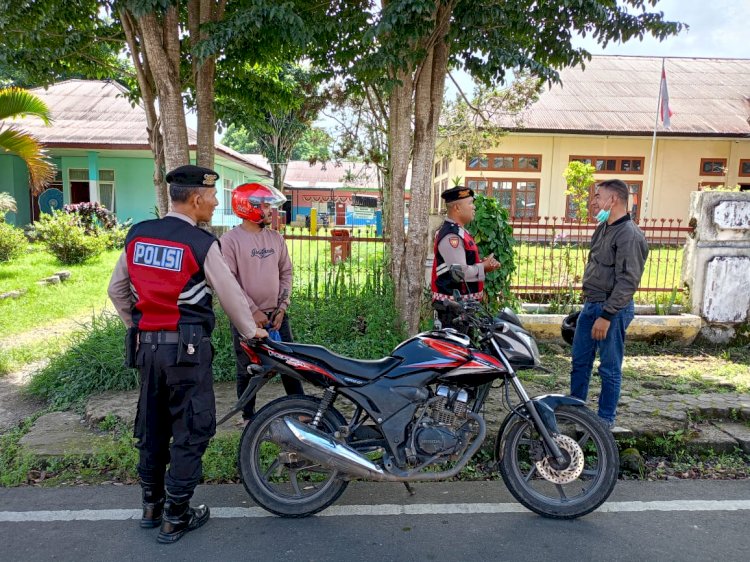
283 159 382 189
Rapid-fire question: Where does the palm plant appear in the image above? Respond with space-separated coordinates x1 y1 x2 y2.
0 87 55 193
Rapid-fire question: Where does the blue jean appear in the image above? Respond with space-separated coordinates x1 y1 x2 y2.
570 300 635 424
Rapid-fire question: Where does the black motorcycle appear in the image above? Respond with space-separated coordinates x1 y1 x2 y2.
221 299 618 519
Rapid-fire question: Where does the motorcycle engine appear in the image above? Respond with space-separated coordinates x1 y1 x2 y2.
413 385 471 457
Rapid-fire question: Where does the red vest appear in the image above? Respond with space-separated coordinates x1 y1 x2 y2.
431 220 483 300
125 217 217 333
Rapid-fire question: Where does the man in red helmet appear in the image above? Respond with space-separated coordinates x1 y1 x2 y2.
220 182 304 424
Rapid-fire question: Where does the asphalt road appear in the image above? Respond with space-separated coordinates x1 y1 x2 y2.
1 480 749 561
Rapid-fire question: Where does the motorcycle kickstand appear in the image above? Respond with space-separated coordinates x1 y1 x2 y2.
403 482 416 496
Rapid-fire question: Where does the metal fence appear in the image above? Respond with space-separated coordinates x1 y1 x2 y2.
509 217 693 305
231 215 692 304
282 225 389 297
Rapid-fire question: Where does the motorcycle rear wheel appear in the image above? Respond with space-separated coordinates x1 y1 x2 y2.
497 405 618 519
239 396 349 518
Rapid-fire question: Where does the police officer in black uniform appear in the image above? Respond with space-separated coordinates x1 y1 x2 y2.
108 165 267 544
431 186 500 329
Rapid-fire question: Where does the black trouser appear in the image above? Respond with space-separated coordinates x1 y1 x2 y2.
231 314 304 420
134 337 215 500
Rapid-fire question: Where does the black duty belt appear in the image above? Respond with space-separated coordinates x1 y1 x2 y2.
139 331 179 344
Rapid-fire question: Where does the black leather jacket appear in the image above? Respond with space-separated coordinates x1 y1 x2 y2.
582 214 649 320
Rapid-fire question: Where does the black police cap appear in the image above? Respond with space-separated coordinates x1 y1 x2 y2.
165 165 219 188
441 186 474 203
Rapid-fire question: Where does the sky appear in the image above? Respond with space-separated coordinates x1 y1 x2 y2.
446 0 750 97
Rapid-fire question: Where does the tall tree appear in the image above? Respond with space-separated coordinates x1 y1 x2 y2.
1 0 314 215
216 64 327 193
117 0 229 212
317 0 684 333
221 123 260 154
221 123 333 162
0 87 55 193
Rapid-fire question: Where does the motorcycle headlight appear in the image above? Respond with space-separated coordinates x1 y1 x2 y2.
516 331 541 365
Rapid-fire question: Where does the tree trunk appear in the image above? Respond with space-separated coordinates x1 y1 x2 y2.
189 0 226 170
138 7 190 173
272 162 288 195
387 69 413 323
120 8 169 216
389 4 451 334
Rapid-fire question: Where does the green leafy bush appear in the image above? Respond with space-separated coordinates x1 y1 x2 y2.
0 221 28 262
466 194 517 309
105 224 129 250
0 192 17 222
291 282 405 358
34 211 106 264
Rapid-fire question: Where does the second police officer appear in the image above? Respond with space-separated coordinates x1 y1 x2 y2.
431 186 500 329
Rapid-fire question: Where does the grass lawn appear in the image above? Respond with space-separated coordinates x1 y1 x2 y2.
513 243 684 305
285 234 388 295
527 342 750 395
0 245 120 336
0 245 120 375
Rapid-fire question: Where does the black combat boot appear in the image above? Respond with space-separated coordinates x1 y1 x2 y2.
140 483 165 529
156 496 210 544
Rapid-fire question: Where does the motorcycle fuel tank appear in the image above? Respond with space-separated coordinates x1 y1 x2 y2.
389 330 505 385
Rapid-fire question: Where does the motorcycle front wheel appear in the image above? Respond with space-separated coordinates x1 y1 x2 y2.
239 395 349 518
496 405 619 519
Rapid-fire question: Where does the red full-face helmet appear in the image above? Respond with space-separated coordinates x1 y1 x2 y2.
231 183 286 223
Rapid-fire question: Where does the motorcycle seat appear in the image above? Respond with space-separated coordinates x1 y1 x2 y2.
282 343 401 380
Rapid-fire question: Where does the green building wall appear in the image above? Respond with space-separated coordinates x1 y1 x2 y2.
0 154 33 226
0 152 267 227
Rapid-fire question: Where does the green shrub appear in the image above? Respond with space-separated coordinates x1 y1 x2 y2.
0 221 27 262
0 192 17 222
27 313 137 408
291 283 405 358
467 194 517 310
34 211 106 264
104 224 129 250
27 288 405 407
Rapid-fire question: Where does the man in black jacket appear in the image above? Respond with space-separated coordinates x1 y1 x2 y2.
570 179 648 429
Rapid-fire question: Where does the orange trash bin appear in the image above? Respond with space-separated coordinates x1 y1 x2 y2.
330 228 351 264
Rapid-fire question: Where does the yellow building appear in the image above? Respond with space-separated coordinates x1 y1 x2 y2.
432 56 750 223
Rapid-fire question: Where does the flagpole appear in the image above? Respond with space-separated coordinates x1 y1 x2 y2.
642 58 664 221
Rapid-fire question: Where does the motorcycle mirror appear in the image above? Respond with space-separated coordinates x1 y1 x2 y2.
449 265 465 283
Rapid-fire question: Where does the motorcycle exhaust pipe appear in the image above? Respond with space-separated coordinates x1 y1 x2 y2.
268 413 486 483
268 417 389 481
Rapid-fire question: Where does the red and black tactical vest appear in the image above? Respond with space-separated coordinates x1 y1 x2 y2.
431 220 484 300
125 216 217 333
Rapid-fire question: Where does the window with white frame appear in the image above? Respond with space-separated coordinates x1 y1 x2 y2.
223 178 233 215
99 170 115 211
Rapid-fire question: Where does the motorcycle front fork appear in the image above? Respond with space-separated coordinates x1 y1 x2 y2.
487 339 566 465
